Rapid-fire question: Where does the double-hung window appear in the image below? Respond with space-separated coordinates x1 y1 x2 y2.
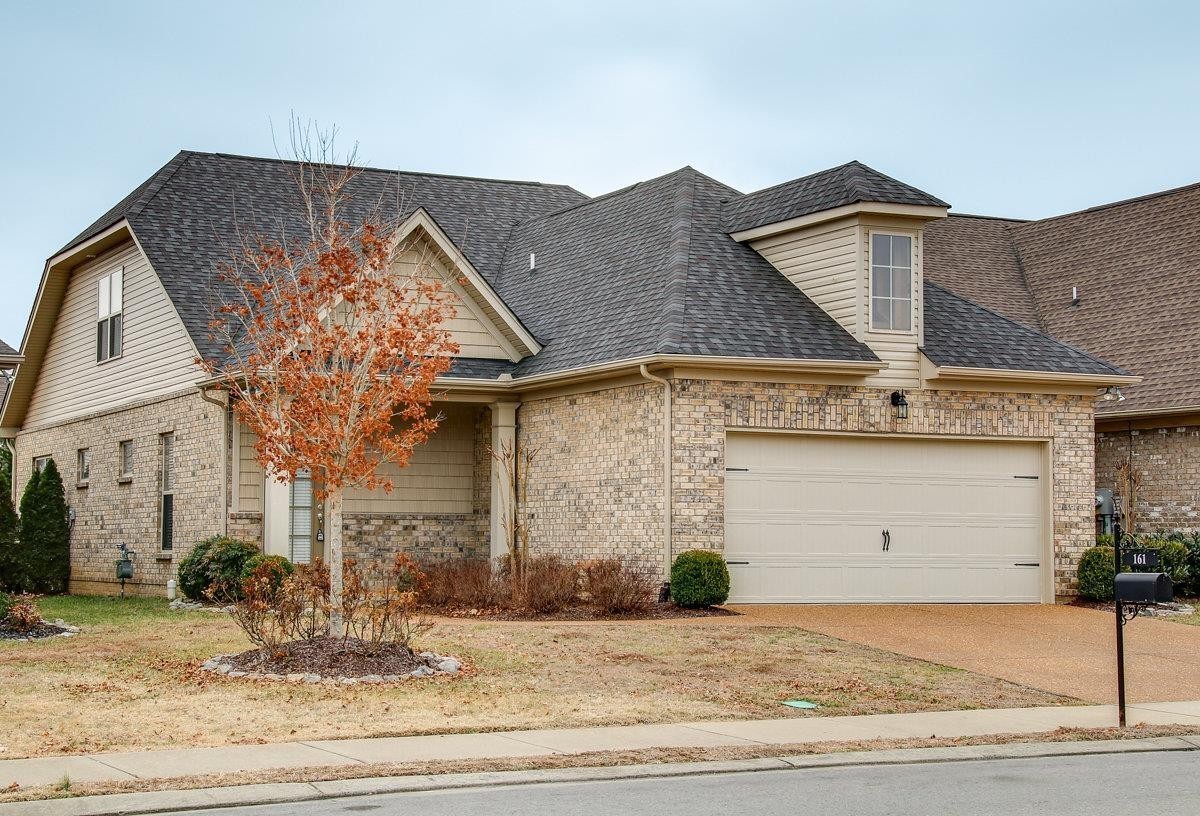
870 234 913 332
97 267 124 362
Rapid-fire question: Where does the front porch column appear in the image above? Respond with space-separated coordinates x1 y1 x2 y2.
489 401 519 560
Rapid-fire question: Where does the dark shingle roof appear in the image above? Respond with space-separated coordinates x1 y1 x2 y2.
722 161 948 234
494 167 879 377
923 215 1043 331
0 338 17 358
926 182 1200 414
923 283 1127 376
65 151 586 362
48 152 1125 387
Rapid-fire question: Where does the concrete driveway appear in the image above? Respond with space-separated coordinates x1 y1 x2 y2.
730 604 1200 704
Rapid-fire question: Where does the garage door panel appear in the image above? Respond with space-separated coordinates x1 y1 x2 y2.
724 433 1045 603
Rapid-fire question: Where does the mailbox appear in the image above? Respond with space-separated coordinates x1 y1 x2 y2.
1114 572 1173 604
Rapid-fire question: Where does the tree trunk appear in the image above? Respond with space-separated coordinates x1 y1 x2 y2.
327 488 344 637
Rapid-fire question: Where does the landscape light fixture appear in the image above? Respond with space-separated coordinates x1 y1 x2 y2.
890 390 909 420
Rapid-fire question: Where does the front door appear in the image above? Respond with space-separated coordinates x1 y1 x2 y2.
288 470 326 564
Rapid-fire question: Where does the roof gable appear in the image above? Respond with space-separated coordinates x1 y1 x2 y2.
722 161 949 235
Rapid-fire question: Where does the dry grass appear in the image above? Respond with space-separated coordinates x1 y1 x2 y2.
2 723 1193 806
0 595 1071 760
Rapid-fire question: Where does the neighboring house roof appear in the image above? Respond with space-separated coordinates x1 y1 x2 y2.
923 215 1042 331
721 160 949 234
0 338 17 359
923 283 1128 376
925 182 1200 415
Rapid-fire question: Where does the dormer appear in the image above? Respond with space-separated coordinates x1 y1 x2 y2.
725 162 948 387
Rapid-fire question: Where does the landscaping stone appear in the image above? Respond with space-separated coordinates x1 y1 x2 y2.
436 658 461 674
410 665 434 678
302 673 322 683
199 648 463 684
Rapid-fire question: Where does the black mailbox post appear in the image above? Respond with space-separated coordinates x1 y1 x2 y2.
1110 519 1174 727
1115 573 1173 605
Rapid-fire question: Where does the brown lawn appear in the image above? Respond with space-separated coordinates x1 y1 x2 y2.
0 596 1073 759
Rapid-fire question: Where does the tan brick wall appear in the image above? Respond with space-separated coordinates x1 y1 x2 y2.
1096 424 1200 533
517 378 1094 597
518 383 664 572
12 390 226 596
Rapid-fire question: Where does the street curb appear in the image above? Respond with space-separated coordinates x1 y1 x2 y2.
5 736 1198 816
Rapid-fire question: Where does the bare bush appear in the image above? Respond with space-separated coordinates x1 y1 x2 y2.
422 559 506 608
3 595 42 632
511 556 578 614
583 559 658 615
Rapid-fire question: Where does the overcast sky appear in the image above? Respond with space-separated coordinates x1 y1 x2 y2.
2 0 1197 346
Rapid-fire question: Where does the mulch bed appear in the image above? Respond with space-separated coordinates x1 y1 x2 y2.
223 636 428 676
0 621 70 640
427 602 739 622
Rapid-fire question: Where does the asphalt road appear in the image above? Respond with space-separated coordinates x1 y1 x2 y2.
176 751 1200 816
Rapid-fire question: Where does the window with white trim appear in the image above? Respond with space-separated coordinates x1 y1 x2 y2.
870 233 913 332
96 267 124 362
77 448 91 485
32 456 51 474
118 440 134 480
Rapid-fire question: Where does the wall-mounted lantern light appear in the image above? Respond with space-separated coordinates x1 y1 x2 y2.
1101 386 1125 402
890 390 909 420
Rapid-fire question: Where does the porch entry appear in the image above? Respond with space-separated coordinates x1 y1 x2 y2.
264 470 325 564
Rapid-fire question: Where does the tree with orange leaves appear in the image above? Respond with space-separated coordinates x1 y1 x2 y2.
201 128 459 635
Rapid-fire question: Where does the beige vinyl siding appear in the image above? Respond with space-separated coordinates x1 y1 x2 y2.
236 424 264 514
751 218 860 336
344 403 474 514
861 219 924 389
24 242 204 428
393 236 514 360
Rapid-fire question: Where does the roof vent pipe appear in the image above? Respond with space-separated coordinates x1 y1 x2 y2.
1071 286 1080 307
529 252 536 272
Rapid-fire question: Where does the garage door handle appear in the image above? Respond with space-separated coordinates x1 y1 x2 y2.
882 529 890 552
725 561 749 565
1014 562 1040 567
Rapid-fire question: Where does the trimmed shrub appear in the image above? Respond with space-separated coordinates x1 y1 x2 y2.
0 471 20 591
583 559 657 615
16 460 70 594
1078 546 1116 601
1140 539 1190 588
670 550 730 608
177 536 260 601
239 554 294 598
1095 533 1114 548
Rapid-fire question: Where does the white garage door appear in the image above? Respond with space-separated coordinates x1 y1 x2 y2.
724 433 1046 603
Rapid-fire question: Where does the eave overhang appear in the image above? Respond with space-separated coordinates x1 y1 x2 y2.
730 202 949 243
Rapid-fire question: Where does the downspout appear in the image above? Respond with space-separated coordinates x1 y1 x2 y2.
198 386 230 536
639 365 673 583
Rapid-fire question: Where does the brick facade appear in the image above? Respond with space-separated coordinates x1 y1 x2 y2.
518 382 664 572
12 389 226 596
518 378 1095 597
1096 424 1200 533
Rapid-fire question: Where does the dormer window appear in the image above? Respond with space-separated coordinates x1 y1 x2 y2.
97 267 123 363
870 233 913 332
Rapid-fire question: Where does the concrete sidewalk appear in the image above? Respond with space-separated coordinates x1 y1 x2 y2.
5 701 1200 792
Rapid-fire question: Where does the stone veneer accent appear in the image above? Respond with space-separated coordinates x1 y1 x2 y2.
12 389 226 596
518 382 664 573
519 378 1094 598
1096 423 1200 532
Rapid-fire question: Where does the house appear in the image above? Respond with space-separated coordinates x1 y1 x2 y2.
0 339 20 437
924 182 1200 534
0 152 1136 602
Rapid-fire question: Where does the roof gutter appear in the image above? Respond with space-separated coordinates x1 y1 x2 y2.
927 364 1142 387
1097 403 1200 420
639 365 673 584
